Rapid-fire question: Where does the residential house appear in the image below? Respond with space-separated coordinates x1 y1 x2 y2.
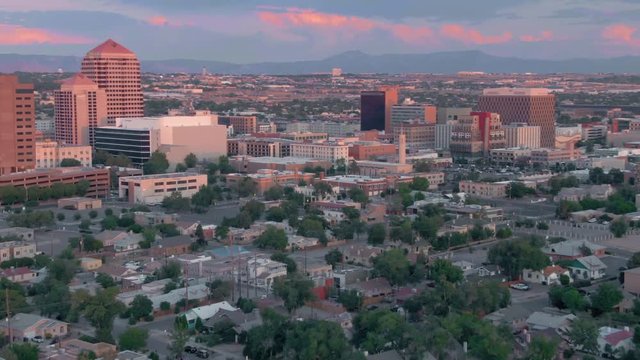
116 350 148 360
0 313 68 341
526 311 576 331
96 264 139 282
184 301 238 328
60 339 117 360
287 235 320 251
204 308 263 336
367 350 403 360
522 265 572 285
597 327 634 357
554 184 614 202
176 220 200 236
476 264 501 277
542 240 606 261
0 267 36 283
333 266 372 289
452 260 476 276
623 267 640 295
348 278 393 305
114 236 142 252
343 244 383 267
239 257 287 291
568 255 607 280
79 257 102 271
148 284 209 310
296 259 333 287
94 230 128 248
0 241 37 261
484 303 531 332
150 235 193 257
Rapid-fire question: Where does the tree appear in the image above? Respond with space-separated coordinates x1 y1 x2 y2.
118 327 148 351
272 273 315 314
254 225 288 250
142 151 169 175
129 295 153 321
410 177 430 191
265 206 287 222
610 218 629 238
271 253 297 273
373 249 411 286
353 309 409 354
236 297 256 313
237 177 257 197
79 219 92 232
96 273 116 289
389 219 413 244
285 320 364 360
264 186 284 201
495 227 512 239
168 317 190 359
507 182 534 198
523 336 558 360
82 287 126 343
313 182 333 198
556 200 582 220
429 259 463 284
161 192 191 211
591 283 624 316
325 249 343 268
156 261 182 280
348 188 368 205
487 239 550 280
7 343 39 360
101 216 118 230
60 158 82 167
548 286 586 311
628 252 640 268
337 289 363 311
567 317 598 354
184 153 198 168
208 279 232 301
367 223 386 245
48 258 78 284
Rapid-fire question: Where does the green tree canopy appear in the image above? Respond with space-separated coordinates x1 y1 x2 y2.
118 327 148 351
143 151 169 175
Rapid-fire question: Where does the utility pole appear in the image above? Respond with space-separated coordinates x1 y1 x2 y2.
5 288 11 344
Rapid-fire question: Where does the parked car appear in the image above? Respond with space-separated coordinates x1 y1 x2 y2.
32 336 44 343
184 345 197 353
510 283 530 291
196 349 210 359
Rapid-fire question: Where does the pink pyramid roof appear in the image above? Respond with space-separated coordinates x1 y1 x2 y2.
61 73 97 86
87 39 134 55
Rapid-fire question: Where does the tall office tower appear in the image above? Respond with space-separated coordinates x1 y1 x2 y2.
380 86 399 133
81 39 144 124
477 88 555 148
360 91 386 131
391 104 437 125
55 73 107 146
504 123 541 149
450 112 505 157
0 75 35 175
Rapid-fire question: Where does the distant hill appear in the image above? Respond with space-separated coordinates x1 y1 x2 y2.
0 50 639 74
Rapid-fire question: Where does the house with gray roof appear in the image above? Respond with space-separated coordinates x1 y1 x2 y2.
568 255 607 280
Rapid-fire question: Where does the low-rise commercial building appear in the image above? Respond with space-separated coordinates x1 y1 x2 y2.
531 148 578 165
228 137 293 157
57 197 102 210
320 175 389 196
490 148 532 164
290 141 349 162
218 115 256 135
35 140 92 169
228 156 331 173
0 167 109 198
504 123 541 149
226 170 315 196
349 142 397 160
119 172 207 204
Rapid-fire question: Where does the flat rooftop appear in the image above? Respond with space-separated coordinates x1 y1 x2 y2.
121 172 205 181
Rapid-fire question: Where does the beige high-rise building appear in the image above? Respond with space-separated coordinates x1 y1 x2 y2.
504 123 541 149
81 39 144 124
54 73 107 146
0 75 35 175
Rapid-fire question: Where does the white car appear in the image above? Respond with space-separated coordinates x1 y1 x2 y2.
510 283 530 291
32 336 44 343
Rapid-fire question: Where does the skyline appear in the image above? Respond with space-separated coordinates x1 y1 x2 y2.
0 1 639 62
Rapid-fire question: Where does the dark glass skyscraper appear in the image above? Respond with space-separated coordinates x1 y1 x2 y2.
360 91 386 131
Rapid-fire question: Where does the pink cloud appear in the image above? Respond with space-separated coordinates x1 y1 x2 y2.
602 24 640 46
520 31 554 43
148 16 169 26
257 8 434 43
440 24 512 45
0 24 92 45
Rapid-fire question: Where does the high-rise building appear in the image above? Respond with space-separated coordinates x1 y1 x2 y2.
218 115 257 135
504 123 541 149
392 123 435 153
477 88 555 147
450 112 505 157
435 123 455 150
360 91 386 132
0 75 35 175
81 39 144 124
436 107 472 124
380 86 399 133
391 104 437 125
54 73 107 146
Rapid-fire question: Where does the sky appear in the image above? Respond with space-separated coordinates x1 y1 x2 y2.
1 0 640 63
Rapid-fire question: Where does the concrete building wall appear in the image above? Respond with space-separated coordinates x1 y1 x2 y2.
119 173 207 204
504 124 541 149
35 140 92 169
0 75 35 175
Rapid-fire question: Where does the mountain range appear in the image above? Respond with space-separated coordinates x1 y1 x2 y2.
0 50 638 74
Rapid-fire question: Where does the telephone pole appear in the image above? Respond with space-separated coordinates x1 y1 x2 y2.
5 288 11 344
